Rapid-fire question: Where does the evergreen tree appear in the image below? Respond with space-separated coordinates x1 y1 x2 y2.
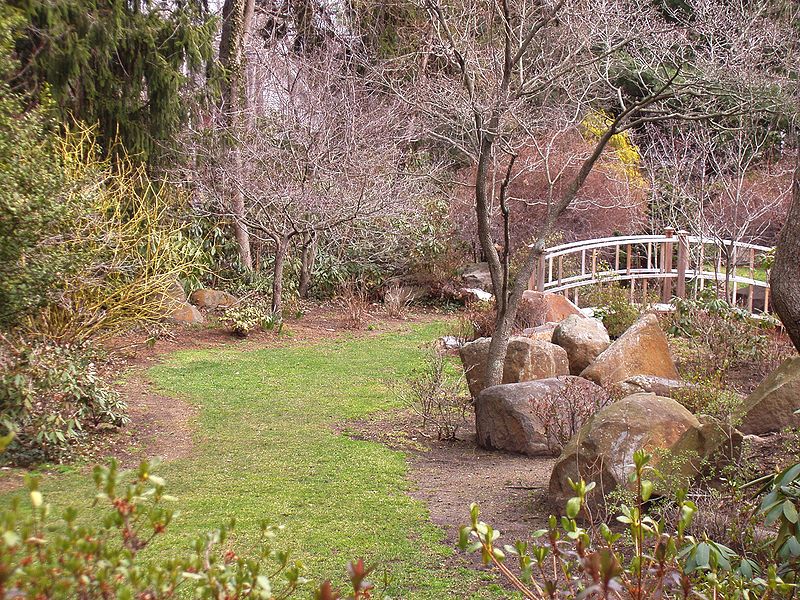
10 0 217 162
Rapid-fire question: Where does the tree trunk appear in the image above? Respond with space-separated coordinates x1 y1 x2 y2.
298 233 316 299
480 122 622 387
231 149 253 269
219 0 256 270
770 154 800 352
271 236 290 316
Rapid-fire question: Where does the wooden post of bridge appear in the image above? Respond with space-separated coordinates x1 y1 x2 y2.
661 227 675 302
676 230 689 300
530 254 546 291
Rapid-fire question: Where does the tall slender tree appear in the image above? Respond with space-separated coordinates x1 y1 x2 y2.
218 0 256 270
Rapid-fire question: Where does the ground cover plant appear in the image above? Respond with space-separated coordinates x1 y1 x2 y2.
0 324 506 599
460 451 800 599
0 336 127 465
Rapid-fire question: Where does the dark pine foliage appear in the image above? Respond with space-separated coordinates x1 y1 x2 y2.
9 0 218 162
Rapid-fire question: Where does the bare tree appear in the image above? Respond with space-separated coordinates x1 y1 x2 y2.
192 47 428 314
644 118 794 300
400 0 786 387
449 125 650 255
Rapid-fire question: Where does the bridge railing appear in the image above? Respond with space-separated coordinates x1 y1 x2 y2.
529 228 773 312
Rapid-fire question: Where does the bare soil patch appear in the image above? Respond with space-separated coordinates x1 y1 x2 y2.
341 409 555 546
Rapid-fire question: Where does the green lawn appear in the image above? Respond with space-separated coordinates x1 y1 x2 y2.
1 323 505 598
701 262 768 283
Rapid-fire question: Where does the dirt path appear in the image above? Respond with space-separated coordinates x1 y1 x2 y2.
343 406 556 549
409 439 555 543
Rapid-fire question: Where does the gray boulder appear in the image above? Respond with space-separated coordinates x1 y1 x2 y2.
738 357 800 435
552 315 610 375
461 263 493 291
459 336 569 398
476 377 607 456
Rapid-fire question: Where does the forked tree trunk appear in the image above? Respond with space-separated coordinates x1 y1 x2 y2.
480 123 621 387
770 154 800 352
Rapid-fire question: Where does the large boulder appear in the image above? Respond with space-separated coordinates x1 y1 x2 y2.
169 302 204 325
610 375 696 399
476 377 607 456
189 288 238 310
579 313 678 387
522 322 559 343
552 315 610 375
738 357 800 435
519 291 583 325
165 279 187 305
459 337 569 398
549 394 709 508
461 263 493 291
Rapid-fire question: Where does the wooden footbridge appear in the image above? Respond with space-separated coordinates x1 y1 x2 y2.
529 228 773 312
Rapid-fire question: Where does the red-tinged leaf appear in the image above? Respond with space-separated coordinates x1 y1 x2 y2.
315 580 340 600
347 558 376 587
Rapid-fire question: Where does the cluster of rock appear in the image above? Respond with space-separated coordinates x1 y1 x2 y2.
457 291 799 509
164 283 238 325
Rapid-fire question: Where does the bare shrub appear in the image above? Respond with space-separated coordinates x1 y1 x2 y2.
528 378 615 454
453 301 496 341
383 282 412 319
403 350 471 441
339 283 371 329
453 296 548 342
670 295 795 391
449 130 649 257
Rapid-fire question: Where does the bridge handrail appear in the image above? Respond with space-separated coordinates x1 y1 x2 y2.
542 268 768 292
531 228 774 312
542 233 773 260
684 236 772 253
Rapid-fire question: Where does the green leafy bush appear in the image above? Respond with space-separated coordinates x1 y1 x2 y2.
0 9 67 328
669 292 792 383
672 375 744 428
0 459 381 599
223 299 281 338
756 462 800 567
1 14 207 336
584 283 641 338
0 337 127 465
459 450 800 599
